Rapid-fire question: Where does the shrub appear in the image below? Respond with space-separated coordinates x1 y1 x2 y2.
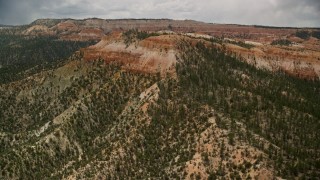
295 31 310 39
271 39 292 46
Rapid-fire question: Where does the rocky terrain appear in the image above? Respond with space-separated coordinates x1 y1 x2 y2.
21 18 320 80
0 19 319 179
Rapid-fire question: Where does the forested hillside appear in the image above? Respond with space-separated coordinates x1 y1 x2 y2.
0 28 319 179
0 29 96 84
175 40 320 178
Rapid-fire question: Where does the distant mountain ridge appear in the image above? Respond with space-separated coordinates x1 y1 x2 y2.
0 24 13 28
1 18 320 80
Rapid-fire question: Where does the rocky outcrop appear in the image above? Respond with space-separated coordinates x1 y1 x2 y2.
23 25 55 36
81 33 178 75
225 43 320 80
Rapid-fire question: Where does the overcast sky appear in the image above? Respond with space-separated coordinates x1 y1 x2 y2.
0 0 319 27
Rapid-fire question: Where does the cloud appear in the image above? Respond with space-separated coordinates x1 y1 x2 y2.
0 0 319 27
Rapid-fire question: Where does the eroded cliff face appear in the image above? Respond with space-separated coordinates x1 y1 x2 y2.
81 32 178 76
225 42 320 80
23 18 320 80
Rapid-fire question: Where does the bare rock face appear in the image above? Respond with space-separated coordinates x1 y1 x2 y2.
224 42 320 80
23 25 55 36
56 21 79 32
79 28 104 38
81 32 178 75
60 28 105 41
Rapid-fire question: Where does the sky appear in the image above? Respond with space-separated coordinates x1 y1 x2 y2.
0 0 319 27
